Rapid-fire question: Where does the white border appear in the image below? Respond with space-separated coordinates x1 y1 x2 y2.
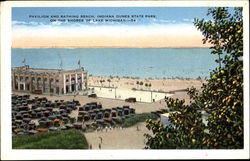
1 1 249 160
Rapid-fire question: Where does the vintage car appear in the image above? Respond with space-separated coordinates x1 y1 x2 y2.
125 97 136 103
32 90 43 94
88 93 97 98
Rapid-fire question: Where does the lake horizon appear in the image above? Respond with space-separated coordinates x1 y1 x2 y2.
11 48 218 79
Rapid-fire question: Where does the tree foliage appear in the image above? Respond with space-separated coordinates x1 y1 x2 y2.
145 7 243 149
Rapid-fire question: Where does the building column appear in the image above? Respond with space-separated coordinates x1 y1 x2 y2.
12 74 15 90
81 73 84 90
85 74 88 90
35 76 38 90
42 77 45 93
17 75 21 90
29 76 32 92
63 74 66 94
23 83 26 91
69 74 72 92
53 78 56 95
75 73 78 91
17 75 20 90
49 77 52 94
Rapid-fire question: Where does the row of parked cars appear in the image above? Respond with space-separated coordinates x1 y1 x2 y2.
12 93 137 135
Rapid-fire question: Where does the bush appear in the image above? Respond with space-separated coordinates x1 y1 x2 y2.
13 129 89 149
123 113 158 128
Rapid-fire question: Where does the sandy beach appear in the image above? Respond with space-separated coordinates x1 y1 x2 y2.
88 76 206 92
84 122 151 149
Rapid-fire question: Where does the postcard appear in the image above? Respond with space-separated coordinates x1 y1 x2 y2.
1 0 249 160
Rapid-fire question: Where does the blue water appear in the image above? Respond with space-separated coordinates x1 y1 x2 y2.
11 48 218 79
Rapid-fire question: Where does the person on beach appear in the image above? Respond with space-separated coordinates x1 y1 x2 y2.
99 136 103 143
99 143 101 149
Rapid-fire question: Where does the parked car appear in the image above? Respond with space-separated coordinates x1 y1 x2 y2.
125 97 136 103
32 90 42 94
88 93 97 98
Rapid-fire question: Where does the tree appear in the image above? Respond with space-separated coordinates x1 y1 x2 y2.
145 7 243 149
136 81 140 89
148 83 152 90
107 79 111 87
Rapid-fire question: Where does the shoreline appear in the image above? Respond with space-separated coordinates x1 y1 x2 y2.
88 76 206 93
12 47 211 49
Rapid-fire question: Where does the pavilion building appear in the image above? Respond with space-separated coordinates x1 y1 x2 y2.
11 65 88 95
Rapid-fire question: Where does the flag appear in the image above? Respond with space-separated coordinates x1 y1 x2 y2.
78 60 80 65
22 58 26 64
60 60 63 69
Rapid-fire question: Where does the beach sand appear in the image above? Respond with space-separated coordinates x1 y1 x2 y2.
84 122 151 149
88 76 206 92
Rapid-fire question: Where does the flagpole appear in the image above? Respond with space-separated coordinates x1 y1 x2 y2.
60 59 63 70
78 60 81 69
22 58 26 66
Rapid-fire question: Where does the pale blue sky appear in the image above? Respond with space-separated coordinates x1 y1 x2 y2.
12 7 215 26
12 7 235 48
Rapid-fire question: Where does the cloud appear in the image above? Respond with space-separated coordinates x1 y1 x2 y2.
13 23 201 38
12 22 206 48
151 18 176 24
51 21 63 25
12 20 44 26
183 18 194 22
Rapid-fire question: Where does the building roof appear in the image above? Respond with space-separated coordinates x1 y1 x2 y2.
12 65 87 75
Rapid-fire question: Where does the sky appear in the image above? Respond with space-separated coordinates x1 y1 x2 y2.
12 7 218 48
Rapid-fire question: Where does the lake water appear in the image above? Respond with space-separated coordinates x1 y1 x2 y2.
11 48 218 79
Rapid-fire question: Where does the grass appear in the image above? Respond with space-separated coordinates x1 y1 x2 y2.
123 113 158 128
12 129 89 149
